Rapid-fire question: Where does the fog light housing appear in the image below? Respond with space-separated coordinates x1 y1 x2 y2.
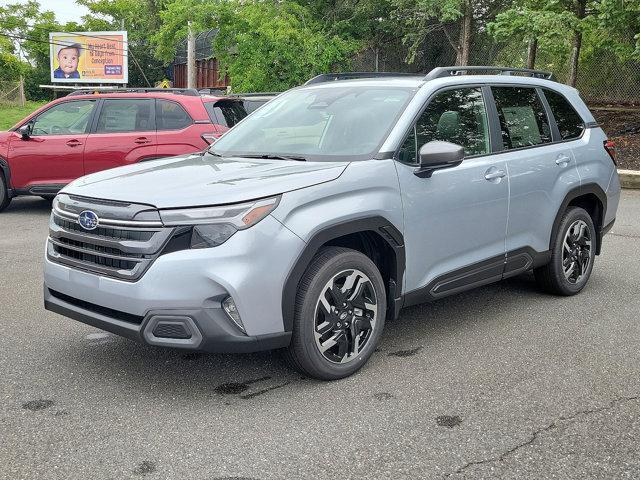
222 296 245 333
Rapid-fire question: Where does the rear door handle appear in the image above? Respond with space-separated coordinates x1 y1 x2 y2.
484 168 506 181
555 154 571 165
134 137 151 144
66 139 82 147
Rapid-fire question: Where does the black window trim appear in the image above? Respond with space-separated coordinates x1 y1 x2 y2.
488 84 554 152
393 83 496 165
487 85 589 156
392 82 594 164
538 87 587 142
155 98 194 131
90 97 157 134
18 98 99 136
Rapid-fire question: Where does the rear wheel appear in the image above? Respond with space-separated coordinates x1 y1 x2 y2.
534 206 596 295
0 172 11 212
284 247 386 380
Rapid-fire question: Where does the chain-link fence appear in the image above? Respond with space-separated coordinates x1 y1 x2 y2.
351 31 640 105
0 78 25 107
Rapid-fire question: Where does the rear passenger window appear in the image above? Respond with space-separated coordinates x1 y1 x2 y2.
96 99 153 133
543 89 585 140
156 100 192 130
491 87 552 149
399 87 490 163
204 100 247 128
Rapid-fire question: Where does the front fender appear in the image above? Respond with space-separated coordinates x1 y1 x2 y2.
272 159 405 331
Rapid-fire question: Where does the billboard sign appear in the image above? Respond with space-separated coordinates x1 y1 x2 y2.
50 31 128 84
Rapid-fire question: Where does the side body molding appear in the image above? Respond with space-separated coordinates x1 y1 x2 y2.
281 216 405 332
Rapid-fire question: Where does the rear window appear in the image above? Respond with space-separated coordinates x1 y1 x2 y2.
205 100 247 128
156 99 192 130
543 89 585 140
491 87 552 150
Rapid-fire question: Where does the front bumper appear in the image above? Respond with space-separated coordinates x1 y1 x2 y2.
43 214 304 352
44 287 291 353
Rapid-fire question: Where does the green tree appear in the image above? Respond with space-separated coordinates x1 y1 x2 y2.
488 0 575 70
152 0 359 92
0 0 76 99
489 0 640 86
214 1 358 91
393 0 507 66
590 0 640 61
295 0 401 71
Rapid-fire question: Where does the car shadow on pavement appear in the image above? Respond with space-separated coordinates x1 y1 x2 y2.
52 271 553 402
3 197 53 215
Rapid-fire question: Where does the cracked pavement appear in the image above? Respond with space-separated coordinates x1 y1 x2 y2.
1 190 640 479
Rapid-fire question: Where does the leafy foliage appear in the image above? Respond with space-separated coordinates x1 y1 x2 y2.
0 0 639 97
213 1 359 92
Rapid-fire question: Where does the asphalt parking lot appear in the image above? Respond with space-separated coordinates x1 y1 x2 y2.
1 191 639 480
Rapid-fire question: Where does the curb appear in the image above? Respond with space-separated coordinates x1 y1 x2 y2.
618 169 640 189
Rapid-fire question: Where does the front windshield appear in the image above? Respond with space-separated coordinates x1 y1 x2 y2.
210 85 415 161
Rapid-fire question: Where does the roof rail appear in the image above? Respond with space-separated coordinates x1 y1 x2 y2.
425 66 555 81
67 87 200 97
227 92 280 98
305 72 421 85
198 88 228 96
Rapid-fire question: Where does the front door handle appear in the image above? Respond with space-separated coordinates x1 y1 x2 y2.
66 139 82 147
134 137 151 144
555 154 571 166
484 167 506 181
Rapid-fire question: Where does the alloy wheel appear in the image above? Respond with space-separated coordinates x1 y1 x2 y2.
562 219 592 284
313 269 378 364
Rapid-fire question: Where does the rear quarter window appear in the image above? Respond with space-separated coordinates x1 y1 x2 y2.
543 89 585 140
204 100 248 128
156 99 193 130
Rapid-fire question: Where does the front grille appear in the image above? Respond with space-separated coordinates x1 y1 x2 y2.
52 243 139 270
53 216 155 242
49 289 144 324
48 196 175 281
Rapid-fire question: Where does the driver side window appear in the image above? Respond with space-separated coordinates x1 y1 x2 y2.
30 100 96 136
399 87 490 164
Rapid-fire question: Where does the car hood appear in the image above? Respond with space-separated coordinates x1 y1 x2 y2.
62 153 349 208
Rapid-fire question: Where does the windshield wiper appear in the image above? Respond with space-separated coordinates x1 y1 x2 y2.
242 154 307 162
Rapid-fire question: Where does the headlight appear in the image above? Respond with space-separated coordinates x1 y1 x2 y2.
159 196 280 249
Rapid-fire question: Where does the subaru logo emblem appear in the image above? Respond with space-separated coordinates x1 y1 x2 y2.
78 210 99 230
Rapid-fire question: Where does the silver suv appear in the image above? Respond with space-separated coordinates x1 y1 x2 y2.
44 67 621 380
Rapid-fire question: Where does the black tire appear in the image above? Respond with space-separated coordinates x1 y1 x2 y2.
534 206 596 296
284 247 386 380
0 171 11 212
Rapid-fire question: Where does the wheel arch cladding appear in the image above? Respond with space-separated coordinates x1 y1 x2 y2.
281 216 405 332
551 184 607 255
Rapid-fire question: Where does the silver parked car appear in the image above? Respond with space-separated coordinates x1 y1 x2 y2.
44 67 620 380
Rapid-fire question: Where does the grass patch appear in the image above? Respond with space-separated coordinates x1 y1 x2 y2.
0 101 48 131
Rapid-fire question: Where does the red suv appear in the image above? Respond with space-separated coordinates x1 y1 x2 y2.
0 88 251 211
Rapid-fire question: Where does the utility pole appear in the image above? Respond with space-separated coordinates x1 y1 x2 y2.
187 21 196 89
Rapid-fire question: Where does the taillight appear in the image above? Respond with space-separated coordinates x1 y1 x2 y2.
201 132 224 145
604 140 617 165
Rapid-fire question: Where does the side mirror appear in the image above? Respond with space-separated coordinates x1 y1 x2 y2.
18 124 31 140
414 140 465 178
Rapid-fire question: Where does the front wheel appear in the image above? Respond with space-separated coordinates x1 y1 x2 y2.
534 206 596 295
284 247 386 380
